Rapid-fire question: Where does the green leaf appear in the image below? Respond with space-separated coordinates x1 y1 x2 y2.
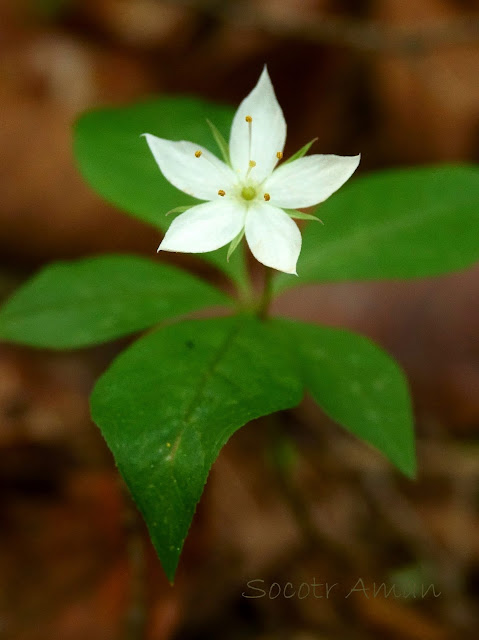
90 315 303 581
276 318 416 477
275 165 479 293
73 97 233 230
283 138 318 165
73 97 246 286
0 255 231 349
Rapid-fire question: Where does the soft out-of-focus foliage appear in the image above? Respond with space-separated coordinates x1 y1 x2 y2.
277 165 479 289
73 99 247 284
276 319 415 477
0 255 231 348
73 99 234 232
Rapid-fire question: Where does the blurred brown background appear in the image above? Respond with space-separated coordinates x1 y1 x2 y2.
1 1 479 639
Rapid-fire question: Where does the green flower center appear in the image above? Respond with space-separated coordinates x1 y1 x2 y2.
241 186 257 201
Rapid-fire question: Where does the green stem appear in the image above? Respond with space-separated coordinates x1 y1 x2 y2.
236 238 254 305
121 484 148 640
258 267 273 320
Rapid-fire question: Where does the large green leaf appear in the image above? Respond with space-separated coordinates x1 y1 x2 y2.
276 319 415 477
275 165 479 292
0 255 231 349
73 97 246 286
90 316 303 581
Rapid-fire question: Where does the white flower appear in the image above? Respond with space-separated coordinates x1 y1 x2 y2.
143 67 360 275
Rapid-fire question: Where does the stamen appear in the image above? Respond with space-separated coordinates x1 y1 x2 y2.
276 151 283 160
245 115 253 173
196 150 220 171
218 190 226 197
263 193 271 201
245 159 256 179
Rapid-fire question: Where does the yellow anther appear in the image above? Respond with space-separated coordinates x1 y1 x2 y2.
263 193 271 201
245 115 252 123
218 189 226 197
194 150 202 158
249 160 256 168
276 151 283 159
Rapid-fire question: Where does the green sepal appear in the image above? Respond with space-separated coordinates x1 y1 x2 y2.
283 138 318 165
227 229 245 262
165 205 193 217
285 209 323 223
206 119 231 166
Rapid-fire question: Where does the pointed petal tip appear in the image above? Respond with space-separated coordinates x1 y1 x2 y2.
350 154 361 176
157 240 173 253
258 64 273 88
278 259 299 275
272 263 297 275
343 152 361 167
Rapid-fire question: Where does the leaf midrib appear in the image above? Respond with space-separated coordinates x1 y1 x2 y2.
169 320 243 472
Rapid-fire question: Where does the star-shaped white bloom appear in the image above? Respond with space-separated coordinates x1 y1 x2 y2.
143 67 360 275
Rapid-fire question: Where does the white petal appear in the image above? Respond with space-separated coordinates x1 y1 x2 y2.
229 67 286 183
245 202 301 274
159 200 246 254
263 154 360 209
143 134 237 201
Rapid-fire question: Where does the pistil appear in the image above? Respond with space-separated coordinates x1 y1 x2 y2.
241 186 256 201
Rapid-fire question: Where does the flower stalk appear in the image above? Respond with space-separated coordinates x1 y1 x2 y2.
258 266 274 320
